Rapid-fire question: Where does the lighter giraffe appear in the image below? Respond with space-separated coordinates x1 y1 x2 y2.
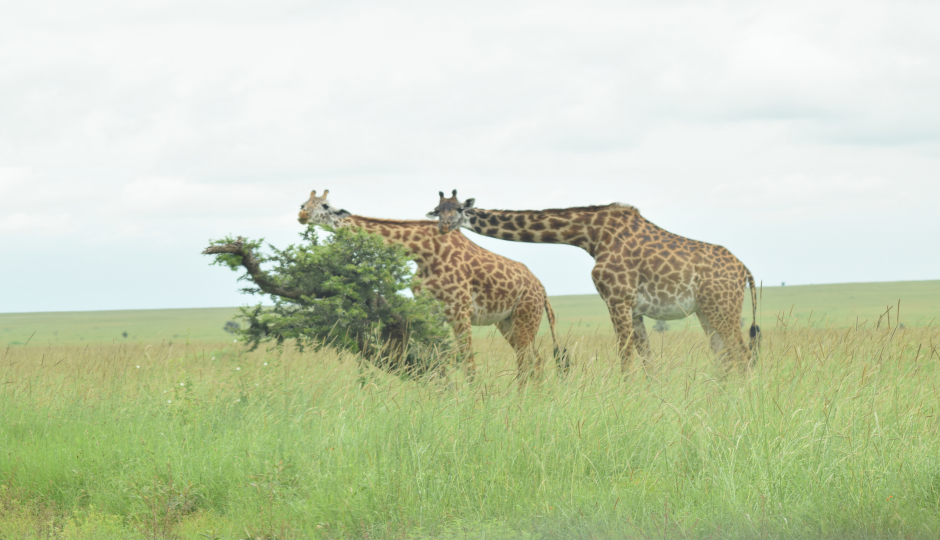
299 190 566 381
428 190 760 372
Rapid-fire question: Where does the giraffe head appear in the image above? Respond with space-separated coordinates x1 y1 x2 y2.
427 189 475 234
298 189 351 227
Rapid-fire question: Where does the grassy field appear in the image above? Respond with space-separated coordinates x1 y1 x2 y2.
2 280 938 347
3 323 940 539
2 279 940 538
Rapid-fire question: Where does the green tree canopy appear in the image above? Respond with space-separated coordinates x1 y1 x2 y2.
203 226 452 374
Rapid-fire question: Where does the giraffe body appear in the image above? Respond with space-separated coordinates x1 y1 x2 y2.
299 190 562 380
429 193 759 371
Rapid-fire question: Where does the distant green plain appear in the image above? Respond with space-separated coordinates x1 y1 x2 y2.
2 280 937 346
0 307 241 347
549 279 940 336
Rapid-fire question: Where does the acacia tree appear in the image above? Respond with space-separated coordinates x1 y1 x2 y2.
203 227 452 374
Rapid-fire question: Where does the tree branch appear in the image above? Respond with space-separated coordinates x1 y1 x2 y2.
202 237 305 299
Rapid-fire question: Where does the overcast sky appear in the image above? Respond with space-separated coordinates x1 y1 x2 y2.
2 0 938 313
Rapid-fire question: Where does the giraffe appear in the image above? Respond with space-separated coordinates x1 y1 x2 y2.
427 190 760 372
298 190 566 381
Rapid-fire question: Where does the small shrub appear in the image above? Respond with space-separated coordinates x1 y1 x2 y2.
223 321 241 334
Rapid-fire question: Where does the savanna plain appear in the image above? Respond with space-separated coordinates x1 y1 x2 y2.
2 281 940 539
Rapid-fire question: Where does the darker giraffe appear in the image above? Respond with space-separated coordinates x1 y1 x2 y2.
428 190 760 372
299 190 566 381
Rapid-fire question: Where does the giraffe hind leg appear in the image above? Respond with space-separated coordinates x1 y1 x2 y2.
696 308 750 371
696 312 724 356
446 305 475 381
497 311 541 385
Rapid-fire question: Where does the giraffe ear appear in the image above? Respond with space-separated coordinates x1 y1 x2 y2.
426 210 439 218
336 209 351 218
463 198 475 209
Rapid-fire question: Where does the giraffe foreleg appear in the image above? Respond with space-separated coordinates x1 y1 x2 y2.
603 297 637 373
445 304 475 381
593 264 641 374
632 315 652 365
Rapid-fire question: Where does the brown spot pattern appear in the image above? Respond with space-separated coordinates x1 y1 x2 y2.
456 203 758 371
338 214 561 382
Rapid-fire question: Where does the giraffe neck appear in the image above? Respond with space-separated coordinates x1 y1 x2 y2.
464 205 637 255
341 215 443 263
343 216 437 238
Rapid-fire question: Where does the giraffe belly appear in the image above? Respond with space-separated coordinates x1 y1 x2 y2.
470 305 513 326
635 289 697 321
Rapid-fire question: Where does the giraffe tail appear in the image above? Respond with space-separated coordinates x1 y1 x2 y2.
746 269 761 351
543 289 570 376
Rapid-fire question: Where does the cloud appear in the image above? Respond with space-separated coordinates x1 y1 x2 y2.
0 0 938 311
0 212 72 235
115 177 282 218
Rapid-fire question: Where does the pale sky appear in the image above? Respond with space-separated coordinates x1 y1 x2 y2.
2 0 938 313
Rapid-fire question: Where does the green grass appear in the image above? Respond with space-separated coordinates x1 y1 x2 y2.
3 322 940 538
3 280 938 348
1 281 938 537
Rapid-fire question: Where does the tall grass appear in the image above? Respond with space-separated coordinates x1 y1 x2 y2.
2 322 940 539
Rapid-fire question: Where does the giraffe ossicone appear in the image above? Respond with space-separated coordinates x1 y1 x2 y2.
299 189 567 382
428 189 474 234
427 190 761 372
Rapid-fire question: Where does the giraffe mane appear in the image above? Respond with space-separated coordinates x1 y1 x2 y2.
609 202 639 214
479 203 639 215
349 216 439 227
